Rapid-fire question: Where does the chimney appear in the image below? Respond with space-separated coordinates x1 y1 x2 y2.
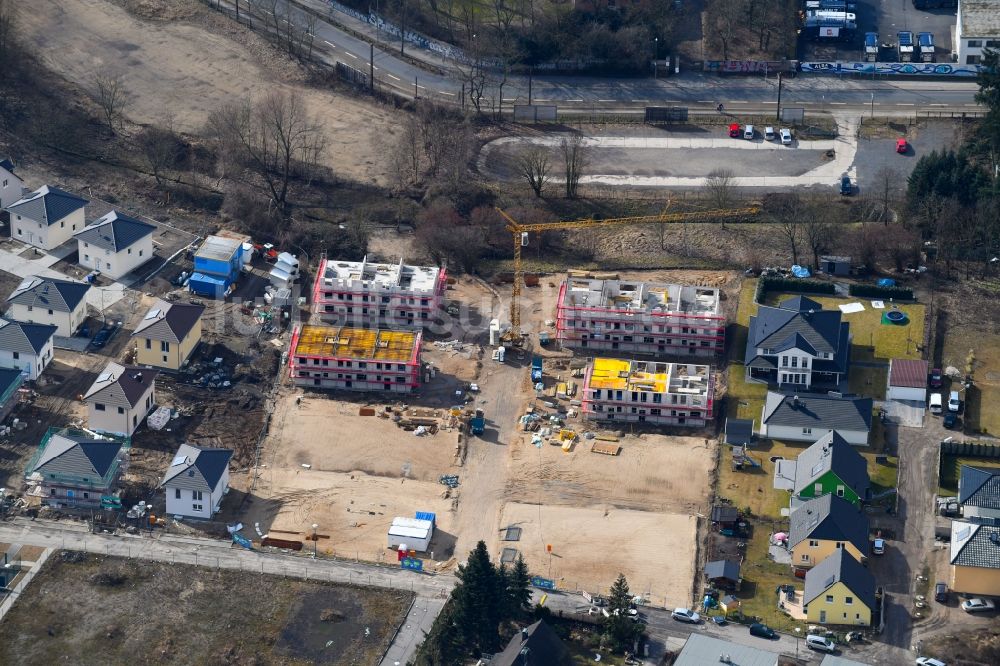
792 395 800 407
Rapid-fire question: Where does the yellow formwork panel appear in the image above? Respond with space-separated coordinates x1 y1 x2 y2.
588 357 667 393
295 325 416 362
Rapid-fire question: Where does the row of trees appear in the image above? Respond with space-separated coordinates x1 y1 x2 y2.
515 135 588 199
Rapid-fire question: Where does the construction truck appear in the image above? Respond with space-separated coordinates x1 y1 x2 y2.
918 32 935 62
897 31 915 62
531 357 543 383
470 409 486 436
864 32 879 61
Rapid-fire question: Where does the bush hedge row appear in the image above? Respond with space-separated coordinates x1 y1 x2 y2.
848 284 914 300
755 277 836 302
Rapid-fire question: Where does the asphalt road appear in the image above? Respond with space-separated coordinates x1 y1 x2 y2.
223 0 982 116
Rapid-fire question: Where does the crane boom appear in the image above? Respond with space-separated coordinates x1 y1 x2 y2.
497 205 761 343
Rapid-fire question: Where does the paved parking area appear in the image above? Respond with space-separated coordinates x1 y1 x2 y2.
853 119 958 193
887 398 926 427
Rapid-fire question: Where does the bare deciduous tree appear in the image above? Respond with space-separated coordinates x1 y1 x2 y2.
802 202 835 269
387 103 474 188
705 168 737 210
515 147 551 197
209 91 326 219
136 121 183 187
0 0 17 64
94 70 130 133
771 193 805 266
560 135 588 199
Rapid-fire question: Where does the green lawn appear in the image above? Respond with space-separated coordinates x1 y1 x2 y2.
939 456 1000 495
864 452 900 494
941 326 1000 435
732 519 806 634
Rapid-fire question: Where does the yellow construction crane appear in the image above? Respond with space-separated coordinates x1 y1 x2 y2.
494 205 761 343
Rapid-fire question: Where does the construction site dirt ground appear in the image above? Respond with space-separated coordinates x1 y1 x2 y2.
499 502 698 607
0 552 411 666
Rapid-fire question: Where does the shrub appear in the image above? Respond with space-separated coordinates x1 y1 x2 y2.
848 284 914 300
755 277 836 302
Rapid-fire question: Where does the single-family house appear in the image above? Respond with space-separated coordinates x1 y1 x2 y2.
160 443 233 519
74 211 155 280
0 157 25 213
0 367 24 422
886 358 928 404
950 520 1000 595
773 431 871 506
489 620 572 666
958 465 1000 521
789 494 869 569
760 392 873 445
83 363 158 436
5 276 91 337
25 427 129 508
131 299 204 371
5 185 88 251
802 548 876 626
673 635 781 666
0 318 56 380
745 296 851 389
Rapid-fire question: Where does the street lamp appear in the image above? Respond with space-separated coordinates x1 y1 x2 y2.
312 523 318 559
653 37 659 79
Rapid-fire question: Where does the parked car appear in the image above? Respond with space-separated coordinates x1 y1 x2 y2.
749 623 777 639
806 634 837 653
929 368 943 388
671 608 701 624
916 658 947 666
744 124 755 140
961 598 995 613
780 128 793 145
872 538 885 555
765 126 776 141
935 582 949 603
948 390 961 412
930 393 943 415
840 175 852 195
91 327 112 349
897 138 908 154
943 412 959 429
729 123 741 138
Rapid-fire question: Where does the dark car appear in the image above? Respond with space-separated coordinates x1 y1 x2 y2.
943 412 959 430
840 175 852 196
91 327 112 348
749 623 777 639
929 368 943 388
934 582 948 603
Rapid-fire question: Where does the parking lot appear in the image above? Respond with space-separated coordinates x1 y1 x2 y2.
802 0 958 63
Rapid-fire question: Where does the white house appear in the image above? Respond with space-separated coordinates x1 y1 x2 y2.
0 158 25 213
160 443 233 519
886 358 928 403
5 185 88 251
83 363 158 436
956 0 1000 65
958 465 1000 520
0 318 56 380
5 276 91 337
760 392 873 446
74 211 156 281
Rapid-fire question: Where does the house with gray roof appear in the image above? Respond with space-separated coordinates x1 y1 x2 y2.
958 465 1000 521
84 363 158 436
0 317 56 380
490 620 572 666
161 443 233 519
760 391 873 445
673 634 784 666
25 427 129 509
5 185 88 251
0 157 24 213
950 519 1000 596
802 548 876 626
132 299 204 371
789 494 870 568
6 275 91 336
75 210 155 280
774 431 871 506
745 296 851 390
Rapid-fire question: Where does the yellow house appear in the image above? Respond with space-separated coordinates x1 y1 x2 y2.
802 549 876 626
788 494 869 569
131 299 204 371
951 520 1000 595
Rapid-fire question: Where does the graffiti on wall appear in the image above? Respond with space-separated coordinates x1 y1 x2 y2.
801 61 985 77
704 60 796 74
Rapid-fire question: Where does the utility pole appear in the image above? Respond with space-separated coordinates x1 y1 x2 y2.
528 68 533 105
775 71 783 122
312 524 318 559
370 43 374 91
414 77 418 99
871 92 875 118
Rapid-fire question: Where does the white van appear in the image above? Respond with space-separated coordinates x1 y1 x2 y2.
806 634 837 653
744 125 755 140
929 393 943 415
949 390 961 412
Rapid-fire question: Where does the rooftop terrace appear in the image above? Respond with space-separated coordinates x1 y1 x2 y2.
561 277 720 316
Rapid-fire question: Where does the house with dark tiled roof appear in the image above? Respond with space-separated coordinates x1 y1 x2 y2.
774 431 871 506
74 210 155 280
489 620 572 666
131 299 204 371
6 275 91 336
958 465 1000 521
950 520 1000 596
0 317 56 380
760 391 873 445
802 548 876 626
745 296 851 390
25 427 129 508
5 185 88 251
0 157 24 213
84 363 158 436
161 443 233 519
789 494 869 569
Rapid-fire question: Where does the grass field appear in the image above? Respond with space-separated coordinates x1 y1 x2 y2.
736 520 802 633
942 327 1000 435
0 553 411 665
939 456 1000 495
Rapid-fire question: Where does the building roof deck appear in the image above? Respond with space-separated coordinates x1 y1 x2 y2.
293 325 418 362
588 358 711 395
561 277 720 316
195 235 245 263
320 256 441 292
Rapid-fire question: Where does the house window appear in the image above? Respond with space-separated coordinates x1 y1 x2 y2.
83 492 89 499
988 40 1000 48
801 554 810 562
61 220 65 228
17 228 22 235
193 490 203 501
809 540 819 547
11 351 18 360
836 541 844 549
968 39 982 47
802 427 812 435
139 250 143 257
967 55 982 65
836 485 845 497
47 309 53 315
27 305 32 312
95 403 106 411
175 488 181 499
128 248 131 254
802 357 809 369
845 596 853 605
161 341 170 352
193 504 203 512
117 406 125 414
84 254 89 261
145 338 151 349
826 595 834 603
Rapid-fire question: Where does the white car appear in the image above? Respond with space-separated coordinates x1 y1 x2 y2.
743 125 755 140
780 128 793 145
671 607 701 624
916 658 946 666
764 126 776 141
961 597 995 613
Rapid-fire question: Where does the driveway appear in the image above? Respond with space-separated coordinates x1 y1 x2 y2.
0 240 127 311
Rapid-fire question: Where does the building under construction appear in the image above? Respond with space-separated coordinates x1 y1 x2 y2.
581 358 715 427
288 324 421 392
556 277 724 356
311 255 447 329
24 427 131 509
